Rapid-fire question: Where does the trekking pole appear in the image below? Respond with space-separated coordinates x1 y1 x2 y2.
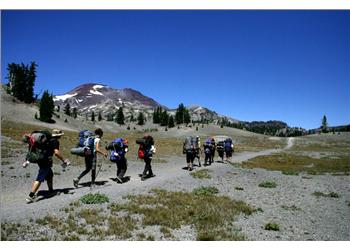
95 162 103 179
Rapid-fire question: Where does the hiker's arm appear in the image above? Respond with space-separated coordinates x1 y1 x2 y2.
54 149 68 163
96 142 108 157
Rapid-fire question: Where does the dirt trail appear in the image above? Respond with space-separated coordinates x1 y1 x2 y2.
1 138 294 222
230 137 294 163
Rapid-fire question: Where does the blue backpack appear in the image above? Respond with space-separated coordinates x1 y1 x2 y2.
224 138 232 150
109 138 126 162
78 130 95 151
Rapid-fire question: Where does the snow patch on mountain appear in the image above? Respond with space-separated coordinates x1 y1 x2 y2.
53 93 78 101
90 89 104 96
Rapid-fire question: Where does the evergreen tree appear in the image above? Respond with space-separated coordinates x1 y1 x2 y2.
137 112 145 126
91 111 95 122
72 107 78 119
153 106 163 124
321 115 328 133
57 105 60 112
64 102 71 116
168 115 175 128
6 62 36 103
160 110 169 126
39 90 54 123
175 103 191 124
116 107 125 125
106 112 114 121
98 112 102 121
129 113 134 123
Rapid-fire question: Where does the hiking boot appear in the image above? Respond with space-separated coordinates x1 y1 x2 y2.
26 195 37 204
115 176 123 184
147 174 155 178
141 175 147 181
73 178 79 188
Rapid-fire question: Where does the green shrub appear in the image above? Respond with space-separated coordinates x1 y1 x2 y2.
258 181 277 188
190 169 212 179
193 186 219 196
282 170 299 176
80 193 109 204
264 222 280 231
312 191 340 198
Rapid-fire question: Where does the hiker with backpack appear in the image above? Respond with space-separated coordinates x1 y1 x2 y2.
22 129 70 204
136 135 156 181
193 136 202 167
106 137 129 183
210 137 216 163
73 128 107 189
216 140 225 162
224 138 234 161
203 137 213 166
183 136 196 171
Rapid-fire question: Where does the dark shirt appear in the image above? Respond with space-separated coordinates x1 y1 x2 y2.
39 138 60 166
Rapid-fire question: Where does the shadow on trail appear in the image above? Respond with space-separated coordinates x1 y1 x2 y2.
110 176 131 183
78 180 109 188
36 187 75 202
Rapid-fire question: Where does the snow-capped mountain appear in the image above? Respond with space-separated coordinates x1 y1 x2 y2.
54 83 165 118
53 83 239 123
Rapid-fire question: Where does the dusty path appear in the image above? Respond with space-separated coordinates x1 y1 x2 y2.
231 137 294 163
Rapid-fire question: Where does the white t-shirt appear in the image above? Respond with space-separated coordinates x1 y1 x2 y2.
94 137 100 154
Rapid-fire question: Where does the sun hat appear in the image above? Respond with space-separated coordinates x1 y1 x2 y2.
52 129 64 137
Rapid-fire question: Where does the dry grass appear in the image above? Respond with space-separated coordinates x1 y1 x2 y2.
109 188 253 240
190 169 212 179
241 152 350 175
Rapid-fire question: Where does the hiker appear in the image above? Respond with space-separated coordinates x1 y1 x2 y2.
137 135 156 181
203 137 212 166
183 136 195 171
73 128 107 189
193 136 202 167
224 138 234 161
106 138 129 183
216 140 225 162
23 129 70 204
210 137 216 163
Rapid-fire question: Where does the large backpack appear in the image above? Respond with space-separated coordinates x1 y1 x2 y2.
71 130 95 157
109 138 126 162
136 136 154 159
216 141 225 152
22 130 52 163
183 136 194 153
224 138 233 150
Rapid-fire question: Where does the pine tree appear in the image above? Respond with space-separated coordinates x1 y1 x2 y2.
321 115 328 133
98 112 102 121
168 115 175 128
39 90 54 123
6 62 36 103
116 107 125 125
153 106 163 124
184 109 191 124
137 112 145 126
130 113 134 123
72 107 78 119
91 111 95 122
64 103 71 116
175 103 185 124
160 110 169 126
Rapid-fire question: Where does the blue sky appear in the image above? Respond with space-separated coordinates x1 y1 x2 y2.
1 10 349 129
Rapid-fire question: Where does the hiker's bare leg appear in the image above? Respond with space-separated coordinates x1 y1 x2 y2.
31 181 41 194
47 176 53 191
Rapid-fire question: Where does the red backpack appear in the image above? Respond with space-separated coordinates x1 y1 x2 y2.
138 145 145 159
